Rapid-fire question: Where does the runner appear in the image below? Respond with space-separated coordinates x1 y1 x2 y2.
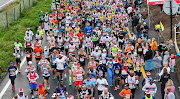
121 63 129 88
25 43 33 64
54 80 67 99
142 90 156 99
49 50 58 79
96 74 108 98
27 68 39 98
133 55 145 86
34 44 43 69
41 62 51 90
38 84 49 99
13 88 28 99
125 70 139 99
78 48 87 68
107 57 115 86
78 84 92 99
88 57 98 71
55 54 66 82
8 61 17 90
100 88 114 99
119 84 132 99
113 59 121 91
142 79 157 96
73 63 85 96
14 40 22 72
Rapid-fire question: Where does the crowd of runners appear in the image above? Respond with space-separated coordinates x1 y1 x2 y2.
7 0 178 99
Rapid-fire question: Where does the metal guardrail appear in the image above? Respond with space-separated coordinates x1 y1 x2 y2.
174 24 180 54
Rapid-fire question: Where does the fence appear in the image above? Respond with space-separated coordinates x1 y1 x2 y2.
0 0 38 29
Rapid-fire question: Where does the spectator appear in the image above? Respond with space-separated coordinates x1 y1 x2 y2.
160 68 170 99
153 51 162 81
144 46 154 71
164 88 175 99
168 40 175 55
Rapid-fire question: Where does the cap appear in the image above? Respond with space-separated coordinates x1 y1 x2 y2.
103 49 106 52
115 59 118 63
124 63 127 66
100 40 103 43
27 43 31 46
60 52 63 55
39 83 43 89
95 47 99 50
30 68 35 72
28 61 32 64
59 54 62 57
146 72 151 75
145 90 151 94
10 61 13 64
19 88 23 93
77 63 80 65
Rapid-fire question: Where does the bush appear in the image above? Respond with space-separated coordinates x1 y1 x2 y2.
0 0 51 71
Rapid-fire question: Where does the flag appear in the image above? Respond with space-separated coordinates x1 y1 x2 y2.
160 21 164 31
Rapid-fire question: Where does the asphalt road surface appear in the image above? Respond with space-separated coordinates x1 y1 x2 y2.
0 30 179 99
0 3 180 99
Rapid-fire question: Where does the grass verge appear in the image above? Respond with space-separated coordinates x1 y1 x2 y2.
0 0 51 76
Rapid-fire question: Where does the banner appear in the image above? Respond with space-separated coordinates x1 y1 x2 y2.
147 0 180 5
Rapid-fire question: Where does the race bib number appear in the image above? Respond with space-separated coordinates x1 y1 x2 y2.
138 48 142 52
88 18 92 21
99 70 103 75
125 94 131 99
36 52 40 56
44 69 49 74
77 74 82 79
26 54 30 57
115 69 119 74
31 79 36 83
121 70 127 75
80 58 84 62
136 66 141 71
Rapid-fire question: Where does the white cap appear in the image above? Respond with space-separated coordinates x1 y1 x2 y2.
28 61 32 64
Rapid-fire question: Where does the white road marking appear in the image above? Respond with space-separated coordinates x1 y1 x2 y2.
0 56 26 98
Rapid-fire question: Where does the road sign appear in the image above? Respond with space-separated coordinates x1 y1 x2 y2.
163 0 179 15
